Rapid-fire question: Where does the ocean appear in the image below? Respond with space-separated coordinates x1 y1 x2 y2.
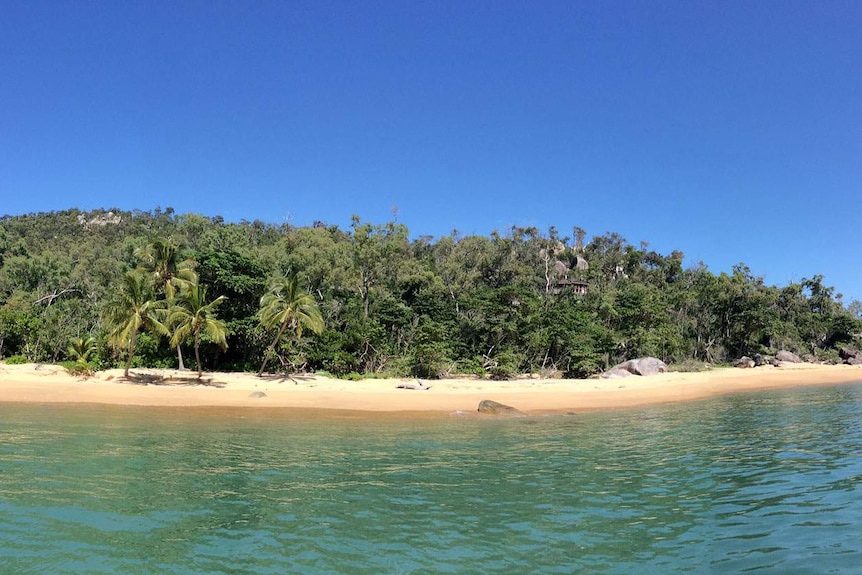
1 382 861 574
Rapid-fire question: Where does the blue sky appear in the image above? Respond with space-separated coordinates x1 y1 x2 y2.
2 1 860 301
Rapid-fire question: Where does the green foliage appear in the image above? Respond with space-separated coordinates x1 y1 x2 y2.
455 357 486 376
489 350 523 381
104 270 169 376
67 336 97 364
257 274 324 375
666 359 712 373
410 341 451 379
3 354 28 365
167 283 228 376
60 360 95 377
1 209 858 378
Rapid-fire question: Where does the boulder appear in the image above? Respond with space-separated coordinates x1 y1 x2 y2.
611 357 668 377
735 356 755 368
248 391 267 398
775 350 802 363
477 400 523 416
845 357 862 366
753 354 773 367
601 367 633 379
839 348 859 360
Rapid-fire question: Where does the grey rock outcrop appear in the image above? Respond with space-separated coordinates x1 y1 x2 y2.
735 356 755 368
248 391 267 398
776 350 802 363
608 357 668 377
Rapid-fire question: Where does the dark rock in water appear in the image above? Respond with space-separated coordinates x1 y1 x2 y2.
248 391 267 398
735 356 755 368
605 357 667 377
477 399 523 415
776 350 802 363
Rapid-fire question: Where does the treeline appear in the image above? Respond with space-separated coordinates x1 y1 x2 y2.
0 208 859 378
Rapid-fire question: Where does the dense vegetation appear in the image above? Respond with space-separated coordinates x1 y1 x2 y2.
1 208 859 378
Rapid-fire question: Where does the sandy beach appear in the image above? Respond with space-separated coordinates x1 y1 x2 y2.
1 362 861 415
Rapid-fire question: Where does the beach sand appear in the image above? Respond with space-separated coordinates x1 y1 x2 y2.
2 362 861 415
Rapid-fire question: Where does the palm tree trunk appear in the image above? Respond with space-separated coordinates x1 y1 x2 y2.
194 331 202 378
258 318 291 377
177 345 185 370
124 330 137 378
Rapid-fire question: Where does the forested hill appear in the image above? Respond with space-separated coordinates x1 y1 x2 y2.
1 208 859 378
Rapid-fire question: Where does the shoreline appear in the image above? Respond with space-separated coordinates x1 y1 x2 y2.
2 363 861 416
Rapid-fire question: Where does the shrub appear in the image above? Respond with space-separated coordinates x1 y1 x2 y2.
489 350 523 381
60 360 95 377
667 359 713 373
3 355 28 365
456 358 486 376
410 342 450 379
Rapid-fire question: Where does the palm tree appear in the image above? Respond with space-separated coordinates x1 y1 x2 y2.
135 239 198 369
67 336 97 365
135 239 198 298
105 271 168 377
257 274 324 377
168 283 228 378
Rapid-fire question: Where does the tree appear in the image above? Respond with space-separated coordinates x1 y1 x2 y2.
105 271 168 377
135 239 198 298
257 274 324 376
135 239 198 369
168 283 228 378
67 336 97 365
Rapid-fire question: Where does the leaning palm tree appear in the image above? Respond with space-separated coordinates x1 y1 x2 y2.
135 239 198 369
168 283 228 378
257 274 324 376
105 270 168 377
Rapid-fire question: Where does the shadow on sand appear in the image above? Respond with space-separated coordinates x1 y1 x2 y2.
257 373 317 385
120 372 225 388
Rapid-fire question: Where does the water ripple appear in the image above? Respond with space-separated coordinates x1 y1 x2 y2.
1 383 861 573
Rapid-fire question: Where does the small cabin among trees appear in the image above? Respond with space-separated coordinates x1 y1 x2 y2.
556 277 588 295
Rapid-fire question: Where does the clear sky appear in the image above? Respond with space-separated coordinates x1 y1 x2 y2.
1 1 860 301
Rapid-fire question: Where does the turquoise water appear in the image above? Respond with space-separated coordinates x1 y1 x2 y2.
1 383 862 574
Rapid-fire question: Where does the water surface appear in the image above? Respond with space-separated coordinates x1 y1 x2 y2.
1 382 861 573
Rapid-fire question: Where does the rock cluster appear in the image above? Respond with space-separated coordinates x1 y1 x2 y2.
734 350 798 368
840 348 862 365
775 350 802 363
735 356 755 368
601 357 667 379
